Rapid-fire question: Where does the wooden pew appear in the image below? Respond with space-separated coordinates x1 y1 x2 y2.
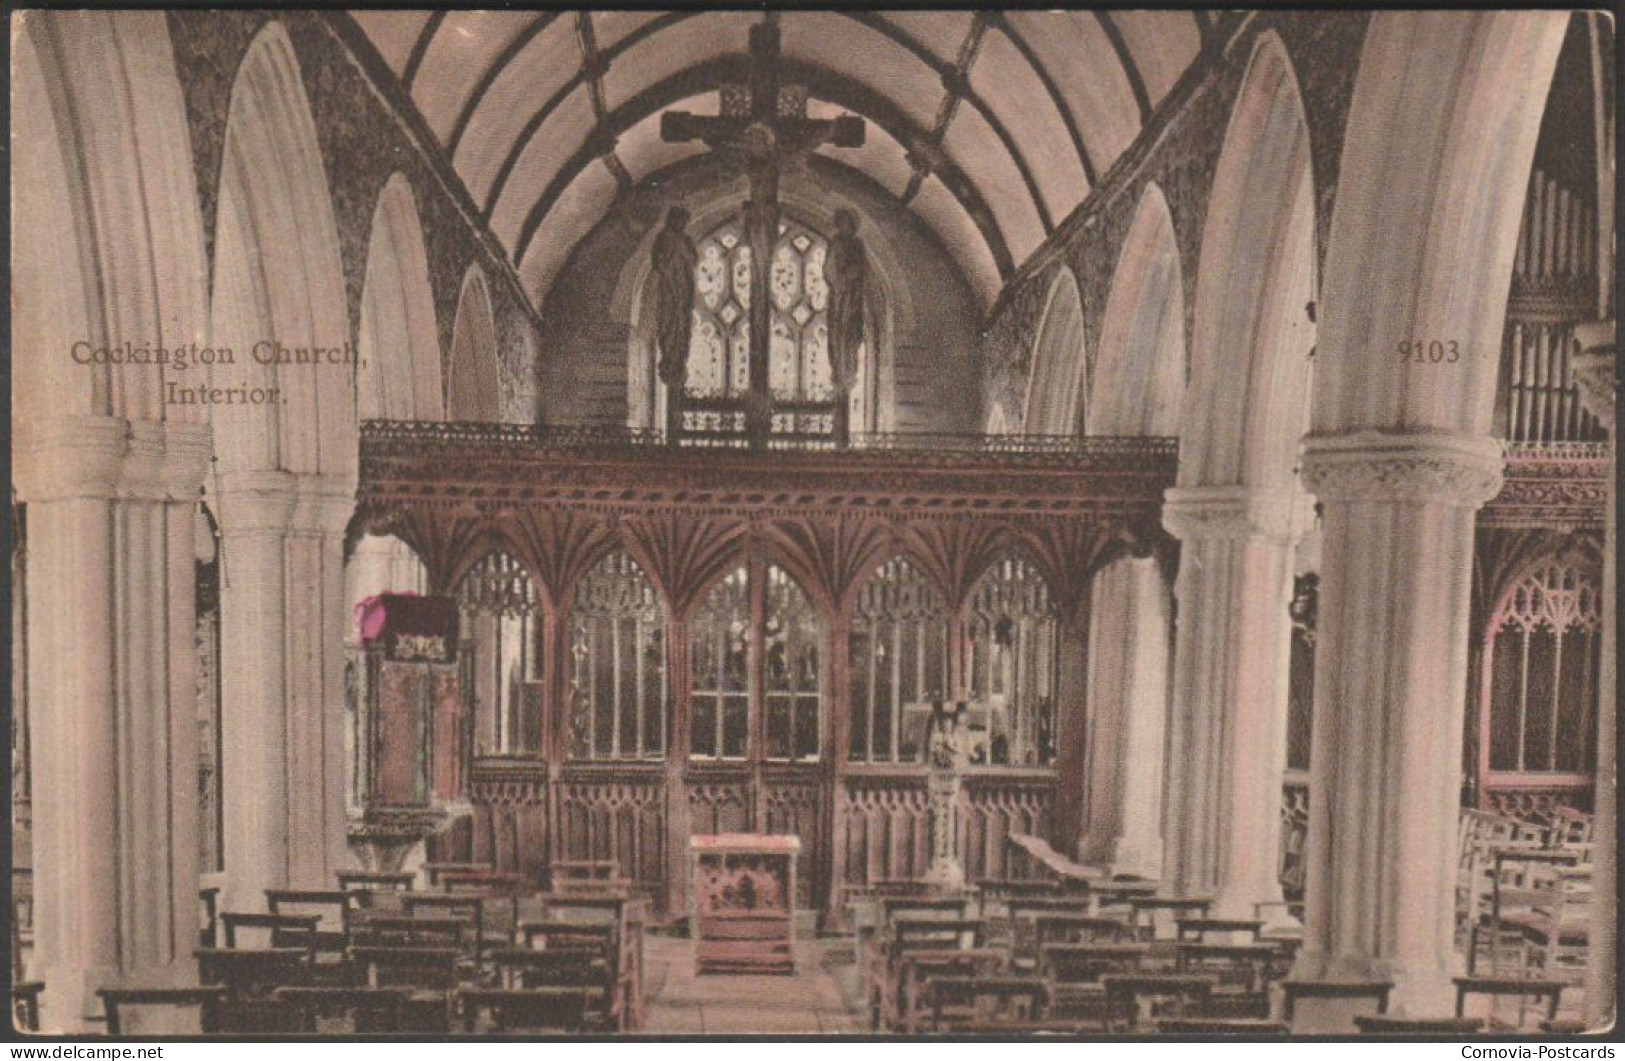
335 870 415 893
11 981 44 1032
273 986 406 1033
219 912 320 952
925 975 1048 1032
264 890 356 955
1101 974 1215 1032
457 988 595 1033
351 945 461 991
99 988 226 1035
196 948 310 1000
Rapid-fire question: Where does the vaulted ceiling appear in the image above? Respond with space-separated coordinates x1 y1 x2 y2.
350 10 1207 311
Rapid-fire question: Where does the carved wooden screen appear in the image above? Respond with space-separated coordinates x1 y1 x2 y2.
1483 556 1602 783
691 566 752 760
966 557 1059 766
568 551 666 761
689 562 823 762
763 564 821 761
849 558 949 763
457 552 541 756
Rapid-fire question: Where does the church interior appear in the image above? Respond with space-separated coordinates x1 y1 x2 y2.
9 8 1616 1037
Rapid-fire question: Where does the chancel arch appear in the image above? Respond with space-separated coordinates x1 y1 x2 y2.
359 174 445 423
1077 181 1185 879
208 19 356 915
1160 31 1318 920
447 264 503 422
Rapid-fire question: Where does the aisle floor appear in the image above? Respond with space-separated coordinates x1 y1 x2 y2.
641 934 866 1035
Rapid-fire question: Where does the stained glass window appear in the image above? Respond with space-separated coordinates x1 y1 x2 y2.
966 557 1059 766
568 552 666 761
1485 558 1602 776
690 561 823 762
683 217 868 439
456 552 541 756
850 559 949 764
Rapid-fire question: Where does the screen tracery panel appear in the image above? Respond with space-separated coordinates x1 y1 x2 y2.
690 566 752 760
966 557 1059 767
568 551 667 761
849 558 949 764
689 561 824 763
456 551 542 756
1483 556 1602 780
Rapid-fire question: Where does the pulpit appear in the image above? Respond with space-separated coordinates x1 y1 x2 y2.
690 834 800 974
350 593 466 869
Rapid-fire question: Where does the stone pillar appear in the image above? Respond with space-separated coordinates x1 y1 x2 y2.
1295 431 1504 1014
288 479 359 883
215 472 355 912
15 417 211 1030
214 471 295 914
1078 557 1171 880
1161 486 1312 917
1571 322 1615 1029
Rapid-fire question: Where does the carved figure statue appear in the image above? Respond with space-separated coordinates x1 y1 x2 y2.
648 207 699 389
823 208 870 397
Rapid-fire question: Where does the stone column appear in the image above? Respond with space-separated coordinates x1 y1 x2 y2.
287 478 359 883
1078 557 1171 880
16 417 211 1030
1295 431 1504 1014
1161 486 1312 917
1571 322 1615 1029
214 470 296 914
215 472 356 909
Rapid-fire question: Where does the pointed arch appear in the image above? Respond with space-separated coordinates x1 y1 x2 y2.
1180 32 1317 489
210 21 354 479
1092 183 1186 437
359 174 445 422
447 265 503 422
1021 268 1088 435
1314 13 1567 435
12 11 210 426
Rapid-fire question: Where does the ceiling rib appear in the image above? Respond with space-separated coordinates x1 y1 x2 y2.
513 57 1015 285
446 13 562 159
1094 13 1154 124
576 12 632 193
401 11 446 93
850 12 1052 235
983 14 1098 188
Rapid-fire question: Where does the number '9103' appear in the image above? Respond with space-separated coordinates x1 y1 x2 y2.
1397 340 1460 363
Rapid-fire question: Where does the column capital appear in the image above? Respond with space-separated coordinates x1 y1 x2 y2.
289 475 356 536
1299 430 1503 507
212 469 299 535
121 421 213 503
14 417 128 501
14 417 211 504
1161 485 1315 544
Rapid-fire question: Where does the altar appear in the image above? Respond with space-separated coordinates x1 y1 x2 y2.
690 834 801 974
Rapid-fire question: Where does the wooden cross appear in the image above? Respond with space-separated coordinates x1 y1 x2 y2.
661 16 865 447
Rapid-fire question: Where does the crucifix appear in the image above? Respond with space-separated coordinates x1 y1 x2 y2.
661 16 865 448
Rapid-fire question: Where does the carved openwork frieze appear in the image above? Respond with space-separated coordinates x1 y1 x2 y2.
355 421 1179 608
1479 442 1611 530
